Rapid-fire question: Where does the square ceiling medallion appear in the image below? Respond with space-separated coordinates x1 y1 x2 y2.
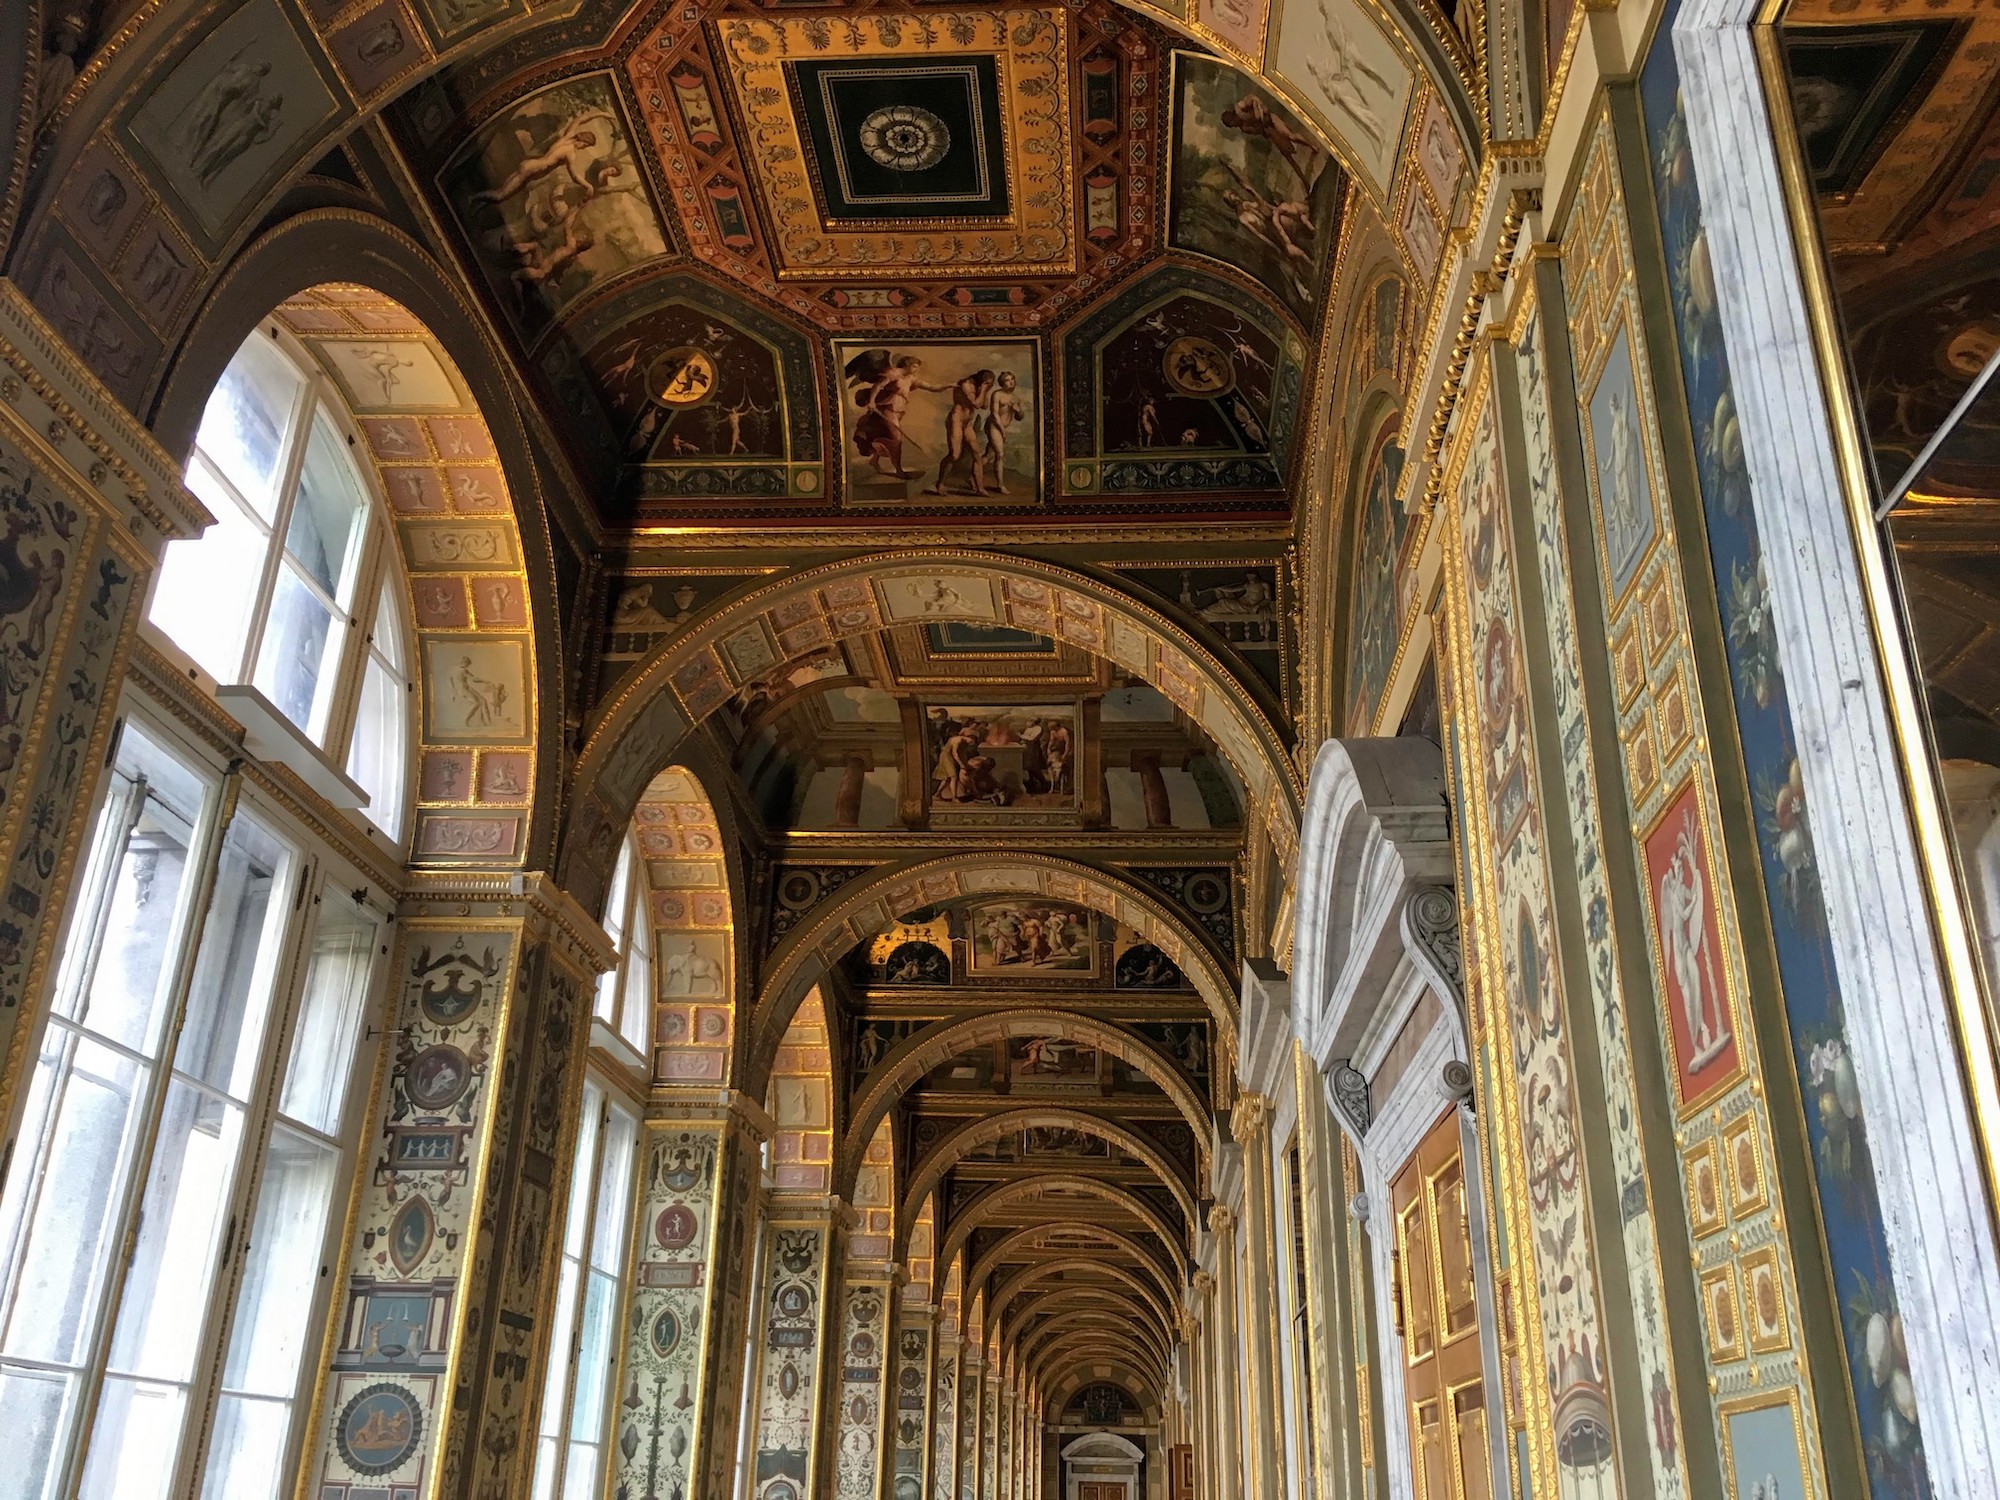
717 8 1074 278
790 57 1010 222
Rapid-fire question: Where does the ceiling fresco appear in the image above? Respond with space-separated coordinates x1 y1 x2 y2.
373 0 1442 525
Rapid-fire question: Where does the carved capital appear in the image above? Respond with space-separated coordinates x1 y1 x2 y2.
1230 1091 1271 1143
1325 1057 1372 1138
1208 1203 1235 1236
1191 1270 1216 1295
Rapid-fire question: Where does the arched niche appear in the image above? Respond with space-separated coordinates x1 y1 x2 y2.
632 760 746 1086
753 851 1239 1102
839 1008 1212 1196
851 1114 898 1264
563 553 1301 914
1289 734 1510 1500
765 987 835 1196
146 213 564 864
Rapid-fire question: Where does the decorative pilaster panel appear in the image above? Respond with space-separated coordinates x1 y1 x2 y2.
612 1099 768 1500
308 879 614 1500
958 1351 983 1500
891 1302 936 1500
750 1208 840 1500
996 1384 1012 1500
0 280 201 1134
1439 350 1626 1497
1548 102 1846 1497
981 1368 1001 1500
932 1333 961 1500
832 1267 895 1500
1494 261 1697 1496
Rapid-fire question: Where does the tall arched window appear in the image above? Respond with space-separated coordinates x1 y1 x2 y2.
594 832 655 1058
0 319 417 1499
149 324 414 844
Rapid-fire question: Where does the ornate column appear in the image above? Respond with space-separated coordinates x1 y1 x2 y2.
831 1254 899 1500
745 1197 847 1500
997 1380 1013 1500
834 751 872 829
306 875 617 1499
612 1089 772 1500
932 1327 962 1500
889 1296 937 1500
1207 1206 1243 1500
0 282 203 1137
1232 1094 1285 1497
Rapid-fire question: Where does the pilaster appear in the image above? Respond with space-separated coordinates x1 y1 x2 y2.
832 1254 900 1500
747 1195 848 1500
613 1088 774 1500
889 1298 938 1499
1232 1092 1285 1498
305 873 617 1500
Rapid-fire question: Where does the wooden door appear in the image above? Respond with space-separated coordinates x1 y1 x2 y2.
1392 1107 1493 1500
1079 1483 1128 1500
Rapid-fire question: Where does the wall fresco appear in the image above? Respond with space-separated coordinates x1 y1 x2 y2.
1508 286 1688 1495
1444 373 1623 1497
311 926 518 1499
611 1121 726 1500
834 1276 894 1500
1640 17 1934 1493
892 1310 935 1500
750 1220 834 1500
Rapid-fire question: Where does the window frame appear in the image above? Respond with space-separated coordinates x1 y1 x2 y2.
0 694 394 1500
147 320 417 851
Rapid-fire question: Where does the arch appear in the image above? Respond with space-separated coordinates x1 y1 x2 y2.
991 1263 1177 1348
841 1009 1211 1193
1018 1304 1171 1366
564 552 1301 919
1025 1328 1170 1394
147 214 565 865
900 1108 1198 1255
966 1224 1178 1311
939 1177 1188 1275
756 852 1238 1100
1045 1365 1166 1427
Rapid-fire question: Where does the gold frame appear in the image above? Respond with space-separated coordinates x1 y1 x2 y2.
1715 1384 1812 1500
1722 1110 1769 1220
1741 1244 1792 1354
1699 1261 1747 1364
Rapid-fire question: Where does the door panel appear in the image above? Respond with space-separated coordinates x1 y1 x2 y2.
1392 1107 1494 1500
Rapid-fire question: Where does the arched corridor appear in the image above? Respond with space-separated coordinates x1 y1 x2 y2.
2 0 2000 1495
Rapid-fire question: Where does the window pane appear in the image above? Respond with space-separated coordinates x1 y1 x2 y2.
345 655 408 842
618 919 651 1056
594 844 633 1024
57 730 208 1055
198 1394 290 1500
252 566 340 737
372 583 408 677
149 461 270 684
561 1442 601 1500
175 810 293 1101
279 892 378 1134
0 1034 145 1365
591 1105 637 1277
286 409 367 602
100 1080 246 1385
217 1126 340 1399
76 1376 186 1500
194 334 300 518
0 1364 70 1500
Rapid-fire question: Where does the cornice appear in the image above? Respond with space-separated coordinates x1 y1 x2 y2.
0 278 207 545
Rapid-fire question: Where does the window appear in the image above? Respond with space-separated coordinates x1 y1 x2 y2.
149 326 413 843
594 833 654 1057
531 1080 639 1499
0 717 387 1499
